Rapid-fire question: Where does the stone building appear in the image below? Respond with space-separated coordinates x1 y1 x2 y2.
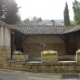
0 21 80 61
11 24 80 60
0 21 11 64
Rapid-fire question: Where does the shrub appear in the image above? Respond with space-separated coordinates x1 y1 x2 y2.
54 67 58 73
13 50 23 55
76 49 80 54
41 50 57 56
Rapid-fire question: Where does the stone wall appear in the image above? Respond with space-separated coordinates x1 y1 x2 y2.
0 47 11 67
23 34 77 59
0 21 11 66
23 43 66 59
3 61 80 73
23 35 66 59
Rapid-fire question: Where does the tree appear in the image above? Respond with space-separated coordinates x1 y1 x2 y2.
37 17 42 22
23 18 30 24
16 20 25 25
73 0 80 25
24 17 43 24
0 0 20 24
64 2 70 26
0 0 5 20
51 19 55 25
31 16 42 23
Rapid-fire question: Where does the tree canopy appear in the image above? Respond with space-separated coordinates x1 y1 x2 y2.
64 2 70 26
31 17 42 23
0 0 20 24
23 17 43 25
51 20 55 25
23 18 30 24
73 0 80 25
0 0 4 19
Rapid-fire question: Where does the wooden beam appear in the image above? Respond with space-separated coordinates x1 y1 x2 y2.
22 36 28 42
58 34 66 42
11 31 15 60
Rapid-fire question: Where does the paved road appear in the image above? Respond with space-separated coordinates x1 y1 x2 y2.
0 69 62 80
0 69 79 80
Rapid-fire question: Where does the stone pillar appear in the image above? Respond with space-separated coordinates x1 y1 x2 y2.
0 23 11 68
0 26 3 46
3 27 11 60
0 26 6 66
4 27 11 46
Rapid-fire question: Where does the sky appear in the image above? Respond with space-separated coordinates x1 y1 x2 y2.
15 0 80 20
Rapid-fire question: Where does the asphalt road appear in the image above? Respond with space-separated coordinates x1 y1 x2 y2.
0 69 79 80
0 69 62 80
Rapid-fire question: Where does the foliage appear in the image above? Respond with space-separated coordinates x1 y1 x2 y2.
0 0 20 24
23 17 43 25
64 2 70 26
0 0 5 20
53 67 58 73
74 64 80 73
37 17 42 22
16 20 25 25
41 50 57 56
73 0 80 25
51 19 55 25
13 50 23 55
76 49 80 54
31 16 42 23
23 18 30 24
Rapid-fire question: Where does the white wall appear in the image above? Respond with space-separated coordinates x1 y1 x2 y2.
0 26 11 46
0 27 4 46
3 27 11 46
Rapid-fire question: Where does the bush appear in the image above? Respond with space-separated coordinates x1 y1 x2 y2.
41 50 57 56
76 49 80 54
13 50 23 55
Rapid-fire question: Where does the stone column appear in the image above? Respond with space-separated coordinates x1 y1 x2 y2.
4 27 11 46
3 27 11 60
0 26 6 67
0 26 3 46
0 25 11 68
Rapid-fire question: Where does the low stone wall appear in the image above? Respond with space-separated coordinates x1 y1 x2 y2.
2 61 80 73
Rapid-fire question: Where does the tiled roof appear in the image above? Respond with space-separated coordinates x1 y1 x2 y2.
11 25 74 35
64 25 80 33
37 21 53 25
1 21 80 35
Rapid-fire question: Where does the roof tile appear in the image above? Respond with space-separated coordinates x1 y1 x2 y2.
11 25 77 35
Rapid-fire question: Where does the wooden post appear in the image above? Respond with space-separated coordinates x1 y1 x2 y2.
64 34 69 55
11 31 15 60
